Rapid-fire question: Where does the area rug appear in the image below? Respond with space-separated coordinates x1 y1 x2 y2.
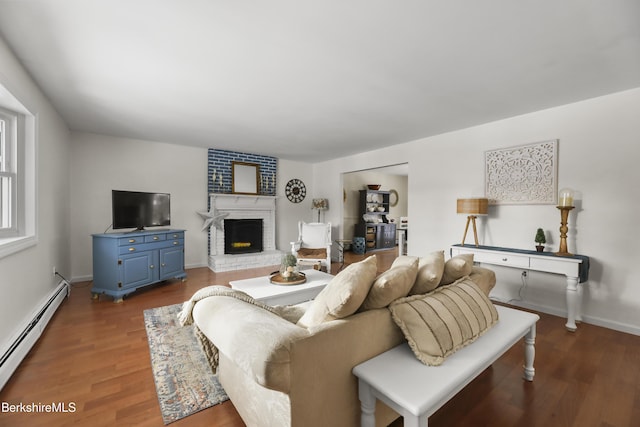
144 303 229 424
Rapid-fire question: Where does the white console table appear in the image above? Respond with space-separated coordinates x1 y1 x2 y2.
450 244 589 331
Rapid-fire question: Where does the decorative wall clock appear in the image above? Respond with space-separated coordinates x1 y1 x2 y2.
285 178 306 203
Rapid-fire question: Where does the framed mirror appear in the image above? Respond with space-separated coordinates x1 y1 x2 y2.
232 161 260 195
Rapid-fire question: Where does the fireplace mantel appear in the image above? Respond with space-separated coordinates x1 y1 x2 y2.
208 193 282 271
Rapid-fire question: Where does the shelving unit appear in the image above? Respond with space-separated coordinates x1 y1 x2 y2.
354 190 396 252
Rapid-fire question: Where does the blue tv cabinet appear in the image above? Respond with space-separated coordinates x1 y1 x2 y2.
92 229 187 302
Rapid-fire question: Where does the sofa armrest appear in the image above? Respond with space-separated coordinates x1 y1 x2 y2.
469 266 496 295
192 295 309 393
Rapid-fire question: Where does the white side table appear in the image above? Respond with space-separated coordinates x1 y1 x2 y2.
353 305 539 427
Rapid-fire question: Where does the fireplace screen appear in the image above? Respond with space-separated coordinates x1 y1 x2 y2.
224 219 264 254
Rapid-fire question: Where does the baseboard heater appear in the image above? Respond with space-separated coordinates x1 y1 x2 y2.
0 280 70 390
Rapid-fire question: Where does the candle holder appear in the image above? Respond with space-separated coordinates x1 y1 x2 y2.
555 187 575 256
555 205 574 256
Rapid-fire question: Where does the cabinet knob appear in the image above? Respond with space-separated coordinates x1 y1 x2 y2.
153 236 159 240
161 263 166 267
150 265 155 269
129 239 135 243
129 247 136 252
173 241 179 245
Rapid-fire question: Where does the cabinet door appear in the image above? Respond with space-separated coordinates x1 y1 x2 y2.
119 251 158 289
160 246 184 280
385 224 397 248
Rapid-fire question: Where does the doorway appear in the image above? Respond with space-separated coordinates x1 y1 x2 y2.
341 163 408 253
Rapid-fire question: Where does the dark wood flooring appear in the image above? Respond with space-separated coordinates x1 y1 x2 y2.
1 248 639 426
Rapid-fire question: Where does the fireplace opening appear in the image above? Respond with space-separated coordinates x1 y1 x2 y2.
224 219 264 255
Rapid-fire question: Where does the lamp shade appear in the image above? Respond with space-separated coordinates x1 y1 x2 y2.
456 198 488 215
311 198 329 210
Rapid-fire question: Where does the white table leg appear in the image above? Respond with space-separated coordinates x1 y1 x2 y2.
358 379 376 427
565 276 579 331
576 281 584 323
404 414 429 427
523 323 536 381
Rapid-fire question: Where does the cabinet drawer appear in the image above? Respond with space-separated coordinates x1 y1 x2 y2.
118 236 145 246
144 234 166 243
168 232 184 240
168 239 184 248
473 251 530 268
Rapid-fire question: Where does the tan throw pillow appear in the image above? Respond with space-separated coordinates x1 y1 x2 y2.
390 255 419 268
389 278 499 366
408 250 445 295
297 255 377 328
439 253 474 286
362 259 419 310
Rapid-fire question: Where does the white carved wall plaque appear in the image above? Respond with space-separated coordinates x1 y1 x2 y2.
485 140 558 205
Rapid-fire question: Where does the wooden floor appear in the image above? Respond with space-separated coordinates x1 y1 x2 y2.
1 248 639 427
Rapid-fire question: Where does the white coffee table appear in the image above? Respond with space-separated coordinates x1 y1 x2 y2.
229 269 333 306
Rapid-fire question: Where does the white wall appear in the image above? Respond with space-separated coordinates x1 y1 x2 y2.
69 134 314 279
314 88 640 335
275 158 315 252
0 38 71 357
69 133 208 279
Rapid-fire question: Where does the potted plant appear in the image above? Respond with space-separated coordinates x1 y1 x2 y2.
535 228 546 252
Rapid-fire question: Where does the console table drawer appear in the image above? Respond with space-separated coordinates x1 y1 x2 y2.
472 251 530 268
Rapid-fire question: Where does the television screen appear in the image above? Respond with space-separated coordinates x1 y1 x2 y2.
112 190 171 230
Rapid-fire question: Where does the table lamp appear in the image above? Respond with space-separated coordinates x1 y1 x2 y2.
457 198 488 247
312 198 329 222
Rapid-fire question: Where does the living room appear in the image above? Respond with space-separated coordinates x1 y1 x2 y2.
1 1 640 426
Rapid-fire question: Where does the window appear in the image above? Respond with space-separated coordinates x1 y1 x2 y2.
0 82 36 258
0 107 18 235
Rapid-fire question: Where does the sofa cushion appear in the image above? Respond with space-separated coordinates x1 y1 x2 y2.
388 277 499 366
408 250 445 295
297 255 377 328
361 258 418 310
439 253 474 285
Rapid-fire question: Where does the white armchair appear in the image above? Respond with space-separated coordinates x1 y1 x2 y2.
290 222 332 274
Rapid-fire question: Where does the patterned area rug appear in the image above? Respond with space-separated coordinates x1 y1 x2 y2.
144 303 229 424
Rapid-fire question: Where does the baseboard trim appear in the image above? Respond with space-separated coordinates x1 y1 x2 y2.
495 299 640 337
0 280 70 390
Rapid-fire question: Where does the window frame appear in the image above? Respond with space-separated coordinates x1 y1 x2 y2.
0 82 36 259
0 107 19 236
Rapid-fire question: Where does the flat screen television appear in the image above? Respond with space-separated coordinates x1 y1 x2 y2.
112 190 171 230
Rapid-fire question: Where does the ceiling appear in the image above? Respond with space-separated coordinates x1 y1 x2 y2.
1 1 639 162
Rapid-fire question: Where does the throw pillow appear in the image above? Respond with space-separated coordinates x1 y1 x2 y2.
389 277 499 366
361 258 419 310
408 250 445 295
439 253 474 285
390 255 419 268
297 255 378 328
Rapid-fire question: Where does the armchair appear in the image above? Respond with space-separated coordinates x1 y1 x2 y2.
290 221 332 274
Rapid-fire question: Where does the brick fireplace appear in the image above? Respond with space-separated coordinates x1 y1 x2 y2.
208 194 282 272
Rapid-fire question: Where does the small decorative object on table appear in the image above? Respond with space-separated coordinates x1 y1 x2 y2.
367 184 381 190
534 228 546 252
270 253 306 285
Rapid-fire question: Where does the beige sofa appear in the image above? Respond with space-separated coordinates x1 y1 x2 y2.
192 253 495 427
